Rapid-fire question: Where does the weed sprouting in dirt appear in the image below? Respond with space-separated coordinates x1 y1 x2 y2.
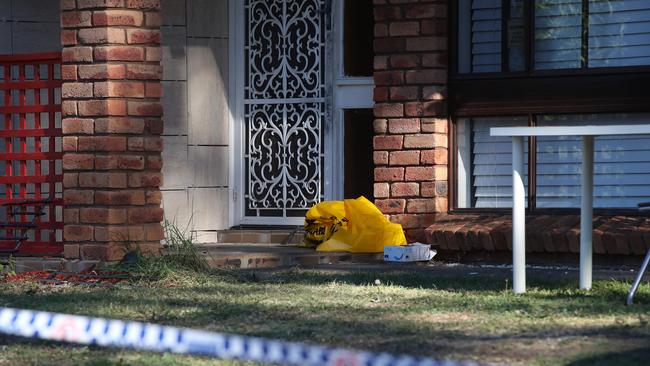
110 221 209 285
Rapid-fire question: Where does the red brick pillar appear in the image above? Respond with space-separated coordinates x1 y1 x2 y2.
60 0 164 260
373 0 448 242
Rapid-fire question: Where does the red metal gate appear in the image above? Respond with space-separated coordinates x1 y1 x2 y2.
0 53 63 256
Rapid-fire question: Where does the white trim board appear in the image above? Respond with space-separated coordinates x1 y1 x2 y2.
491 125 650 137
331 0 375 200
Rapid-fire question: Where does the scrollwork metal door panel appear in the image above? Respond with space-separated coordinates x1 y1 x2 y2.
241 0 327 222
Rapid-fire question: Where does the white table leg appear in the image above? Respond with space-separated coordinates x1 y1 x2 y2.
512 136 526 294
580 136 594 290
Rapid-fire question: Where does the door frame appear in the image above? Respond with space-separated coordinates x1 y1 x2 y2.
331 0 375 201
228 0 375 227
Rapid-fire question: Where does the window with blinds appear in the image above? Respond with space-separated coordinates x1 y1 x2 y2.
471 0 502 73
589 0 650 67
456 114 650 210
457 0 650 73
457 117 528 208
536 114 650 208
534 0 583 70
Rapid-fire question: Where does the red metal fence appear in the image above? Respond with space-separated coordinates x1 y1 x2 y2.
0 53 63 256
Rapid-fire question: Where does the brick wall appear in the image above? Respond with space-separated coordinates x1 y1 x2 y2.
426 214 650 256
60 0 164 260
373 0 448 242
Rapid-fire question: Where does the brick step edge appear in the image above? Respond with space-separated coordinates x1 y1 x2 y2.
425 213 650 256
217 232 305 245
201 252 384 270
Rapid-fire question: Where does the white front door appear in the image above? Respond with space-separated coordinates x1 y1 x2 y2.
230 0 374 226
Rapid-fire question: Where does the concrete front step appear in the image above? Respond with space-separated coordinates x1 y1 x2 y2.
1 258 99 273
196 243 382 269
217 229 305 245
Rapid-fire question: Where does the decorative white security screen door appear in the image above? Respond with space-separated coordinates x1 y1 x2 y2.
232 0 330 225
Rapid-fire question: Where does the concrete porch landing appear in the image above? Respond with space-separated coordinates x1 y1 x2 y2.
196 244 383 269
2 244 383 273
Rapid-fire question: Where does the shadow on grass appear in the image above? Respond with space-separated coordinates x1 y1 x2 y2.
230 268 650 307
2 268 650 321
1 268 650 364
567 347 650 366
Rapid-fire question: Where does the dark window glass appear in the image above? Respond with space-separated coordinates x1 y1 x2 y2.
508 0 526 71
344 109 374 199
344 0 374 76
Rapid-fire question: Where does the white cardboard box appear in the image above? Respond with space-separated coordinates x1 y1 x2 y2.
384 243 437 262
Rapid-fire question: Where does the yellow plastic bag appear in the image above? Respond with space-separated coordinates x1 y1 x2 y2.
303 200 346 247
304 196 407 253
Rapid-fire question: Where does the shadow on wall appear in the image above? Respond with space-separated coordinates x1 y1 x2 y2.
0 0 61 55
160 0 231 243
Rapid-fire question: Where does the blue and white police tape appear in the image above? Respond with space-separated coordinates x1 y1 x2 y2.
0 307 482 366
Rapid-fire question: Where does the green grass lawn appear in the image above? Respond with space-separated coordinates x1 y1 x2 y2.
0 265 649 366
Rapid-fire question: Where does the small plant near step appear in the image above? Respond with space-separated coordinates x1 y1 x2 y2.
111 221 208 283
162 221 208 272
0 255 16 277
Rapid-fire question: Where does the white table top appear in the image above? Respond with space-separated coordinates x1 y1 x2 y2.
491 124 650 137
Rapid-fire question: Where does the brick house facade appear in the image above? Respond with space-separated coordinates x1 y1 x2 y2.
372 0 449 243
0 0 649 260
370 0 650 257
